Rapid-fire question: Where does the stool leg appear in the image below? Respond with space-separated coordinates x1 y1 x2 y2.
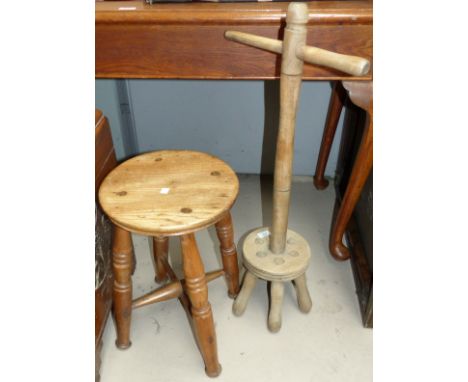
268 281 284 333
232 270 257 316
152 236 169 283
215 212 240 298
293 273 312 313
180 234 222 378
112 226 133 349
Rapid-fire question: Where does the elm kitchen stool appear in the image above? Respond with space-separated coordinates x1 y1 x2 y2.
98 150 240 378
224 2 370 332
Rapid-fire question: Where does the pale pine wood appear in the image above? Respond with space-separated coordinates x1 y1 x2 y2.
242 228 310 282
226 3 357 333
298 46 370 76
112 226 133 349
232 271 257 317
234 227 311 331
214 212 240 298
293 274 313 313
268 281 284 333
180 234 222 377
271 74 303 253
271 3 308 254
225 3 368 254
99 150 239 236
228 4 371 332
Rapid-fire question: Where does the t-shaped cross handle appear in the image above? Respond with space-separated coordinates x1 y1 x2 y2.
225 2 370 255
225 3 370 77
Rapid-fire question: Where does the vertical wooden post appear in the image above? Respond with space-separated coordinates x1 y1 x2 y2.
271 3 309 254
224 3 369 255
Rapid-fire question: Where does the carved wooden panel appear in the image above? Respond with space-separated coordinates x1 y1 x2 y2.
95 204 112 292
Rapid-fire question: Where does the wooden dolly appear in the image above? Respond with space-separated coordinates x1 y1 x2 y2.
225 2 370 332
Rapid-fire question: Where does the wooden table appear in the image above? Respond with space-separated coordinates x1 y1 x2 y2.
95 0 373 331
95 1 372 80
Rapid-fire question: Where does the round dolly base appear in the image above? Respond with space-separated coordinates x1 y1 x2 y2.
233 228 313 332
242 228 310 282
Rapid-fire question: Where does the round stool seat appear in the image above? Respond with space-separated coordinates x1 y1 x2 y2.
99 150 239 236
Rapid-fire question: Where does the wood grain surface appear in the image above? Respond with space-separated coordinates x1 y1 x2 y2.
152 236 169 283
313 81 346 190
329 81 373 261
95 1 372 79
180 233 222 377
99 150 239 236
112 226 134 349
214 212 240 298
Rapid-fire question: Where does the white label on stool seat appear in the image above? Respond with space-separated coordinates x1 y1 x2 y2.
160 188 170 194
257 230 270 239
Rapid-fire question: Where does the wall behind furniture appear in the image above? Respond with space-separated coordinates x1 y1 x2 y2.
95 80 126 160
95 80 343 176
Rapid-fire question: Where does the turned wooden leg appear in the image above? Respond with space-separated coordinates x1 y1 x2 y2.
180 234 222 378
215 212 240 298
232 270 257 316
152 236 169 283
330 82 373 261
314 81 346 190
268 281 284 333
293 273 312 313
112 226 133 349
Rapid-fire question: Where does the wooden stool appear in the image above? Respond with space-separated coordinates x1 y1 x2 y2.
98 150 240 378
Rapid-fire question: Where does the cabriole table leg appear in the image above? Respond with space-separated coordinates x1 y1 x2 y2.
329 81 373 261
